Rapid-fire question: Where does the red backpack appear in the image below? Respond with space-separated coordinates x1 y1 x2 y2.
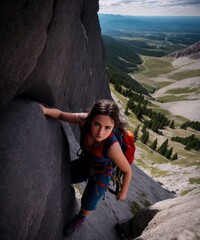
109 129 136 195
121 130 135 165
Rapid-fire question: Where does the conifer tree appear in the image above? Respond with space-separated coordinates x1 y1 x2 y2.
145 131 149 144
127 88 132 98
164 147 173 159
152 120 159 133
183 134 194 145
157 139 169 155
142 121 148 133
172 134 200 152
136 108 143 120
128 98 133 109
118 83 122 93
149 139 157 151
134 125 140 142
140 130 149 144
125 103 129 115
122 89 126 97
180 122 187 129
134 103 140 114
171 153 178 160
169 120 175 129
114 81 118 91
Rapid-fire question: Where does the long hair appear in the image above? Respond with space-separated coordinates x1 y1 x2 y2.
83 99 128 134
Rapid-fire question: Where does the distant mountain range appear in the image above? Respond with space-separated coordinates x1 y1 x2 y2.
167 40 200 59
99 14 200 51
99 14 200 34
100 14 200 96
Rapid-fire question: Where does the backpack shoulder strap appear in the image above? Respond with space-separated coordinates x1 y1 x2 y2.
103 130 121 157
113 129 123 146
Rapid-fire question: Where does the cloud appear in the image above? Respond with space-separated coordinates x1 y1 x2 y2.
157 0 200 7
170 0 200 6
99 0 200 16
100 0 200 7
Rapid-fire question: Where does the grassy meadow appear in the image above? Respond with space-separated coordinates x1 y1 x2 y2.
110 54 200 195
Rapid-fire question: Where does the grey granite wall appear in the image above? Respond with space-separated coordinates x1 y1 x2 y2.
0 0 110 239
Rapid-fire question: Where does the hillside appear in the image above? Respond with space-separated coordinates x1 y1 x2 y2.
102 35 149 95
102 35 141 72
167 40 200 59
111 41 200 195
135 56 200 120
111 84 200 195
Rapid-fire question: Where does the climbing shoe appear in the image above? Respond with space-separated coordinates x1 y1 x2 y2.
63 214 86 236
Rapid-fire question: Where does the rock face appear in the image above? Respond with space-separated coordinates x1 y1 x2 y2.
0 0 110 239
117 192 200 240
167 40 200 59
0 0 110 111
0 99 74 240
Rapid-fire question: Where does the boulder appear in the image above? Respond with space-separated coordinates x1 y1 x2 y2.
117 193 200 240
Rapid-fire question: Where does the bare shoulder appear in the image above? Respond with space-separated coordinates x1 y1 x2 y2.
108 141 131 172
107 141 123 158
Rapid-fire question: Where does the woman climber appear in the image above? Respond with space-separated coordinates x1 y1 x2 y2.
39 99 132 236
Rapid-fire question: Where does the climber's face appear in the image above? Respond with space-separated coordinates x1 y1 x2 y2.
90 114 114 142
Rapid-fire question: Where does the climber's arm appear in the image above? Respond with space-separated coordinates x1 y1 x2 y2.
39 104 87 127
108 142 132 201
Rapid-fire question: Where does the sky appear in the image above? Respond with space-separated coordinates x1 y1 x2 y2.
99 0 200 16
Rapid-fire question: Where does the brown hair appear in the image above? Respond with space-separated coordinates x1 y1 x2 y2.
83 99 128 134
